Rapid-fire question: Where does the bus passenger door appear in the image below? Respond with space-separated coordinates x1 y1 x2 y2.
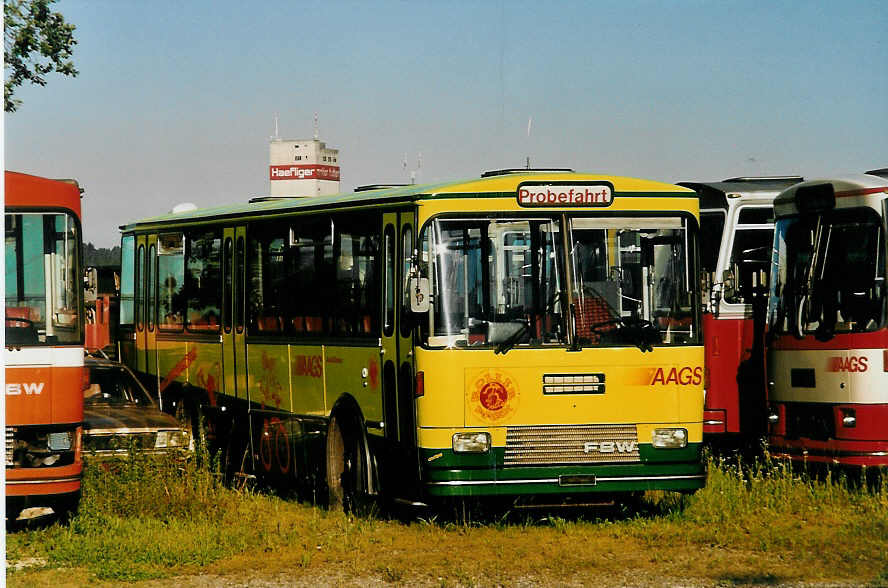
397 215 417 451
222 226 248 403
144 235 158 383
381 212 419 490
134 236 148 375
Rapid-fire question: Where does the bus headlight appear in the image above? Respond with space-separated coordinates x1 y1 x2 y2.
651 428 687 449
452 432 491 454
47 431 72 451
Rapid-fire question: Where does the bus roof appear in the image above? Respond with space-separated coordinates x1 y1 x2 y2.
120 171 695 231
5 171 82 215
773 173 888 218
678 176 803 210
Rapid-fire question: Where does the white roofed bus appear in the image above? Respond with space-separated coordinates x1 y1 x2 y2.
767 173 888 467
678 176 803 451
117 169 706 511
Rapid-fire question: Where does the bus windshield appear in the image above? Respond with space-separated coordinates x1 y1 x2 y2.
5 211 82 345
419 215 698 349
770 208 886 337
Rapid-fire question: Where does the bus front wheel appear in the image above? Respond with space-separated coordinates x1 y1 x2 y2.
325 415 364 513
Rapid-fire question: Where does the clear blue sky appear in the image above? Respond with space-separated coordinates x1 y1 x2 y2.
5 0 887 247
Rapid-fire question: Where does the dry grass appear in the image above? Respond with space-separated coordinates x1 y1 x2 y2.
6 452 888 587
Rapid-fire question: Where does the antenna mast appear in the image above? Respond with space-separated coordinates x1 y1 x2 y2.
526 117 533 168
314 112 319 140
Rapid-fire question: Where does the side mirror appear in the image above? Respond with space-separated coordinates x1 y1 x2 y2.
408 277 430 313
700 271 714 312
722 269 736 302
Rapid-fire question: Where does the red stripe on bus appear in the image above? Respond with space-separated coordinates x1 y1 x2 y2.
835 187 888 198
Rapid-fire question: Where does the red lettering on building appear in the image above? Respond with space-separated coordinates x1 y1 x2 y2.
269 164 340 181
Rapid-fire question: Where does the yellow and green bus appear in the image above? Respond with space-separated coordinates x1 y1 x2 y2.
117 169 705 509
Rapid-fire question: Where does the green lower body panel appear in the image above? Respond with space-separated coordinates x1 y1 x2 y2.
421 443 706 498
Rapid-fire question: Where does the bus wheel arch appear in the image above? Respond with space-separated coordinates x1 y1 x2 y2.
325 394 376 512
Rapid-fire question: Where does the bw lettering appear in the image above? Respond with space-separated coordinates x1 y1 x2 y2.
6 382 45 396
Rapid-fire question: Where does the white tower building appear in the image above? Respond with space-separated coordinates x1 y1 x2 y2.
269 133 340 197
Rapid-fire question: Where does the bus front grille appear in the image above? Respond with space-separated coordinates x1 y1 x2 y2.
6 427 15 467
504 424 640 466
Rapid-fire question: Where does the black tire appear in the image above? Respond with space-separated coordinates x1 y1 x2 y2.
325 415 365 513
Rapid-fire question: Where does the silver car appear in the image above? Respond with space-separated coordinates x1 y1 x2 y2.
84 358 192 457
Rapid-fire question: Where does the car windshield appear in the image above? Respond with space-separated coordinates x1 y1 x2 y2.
769 208 887 337
85 366 154 407
417 214 699 349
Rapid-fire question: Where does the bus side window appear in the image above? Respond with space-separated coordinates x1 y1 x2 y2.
725 207 773 305
120 235 135 327
185 230 222 332
223 237 232 333
157 233 185 331
147 243 156 331
235 236 245 334
135 243 144 332
335 213 381 337
248 221 290 335
400 224 413 339
384 225 396 337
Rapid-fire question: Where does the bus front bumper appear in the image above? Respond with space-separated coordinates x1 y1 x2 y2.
421 444 706 498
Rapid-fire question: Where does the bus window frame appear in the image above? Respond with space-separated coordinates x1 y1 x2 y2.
235 235 245 335
399 223 414 340
156 232 185 333
223 236 233 334
384 224 396 338
119 234 135 329
415 209 702 350
721 204 774 309
147 242 156 332
135 243 144 333
4 208 85 345
184 228 223 334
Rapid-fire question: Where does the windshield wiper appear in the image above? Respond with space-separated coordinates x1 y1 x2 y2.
584 316 660 352
494 320 531 355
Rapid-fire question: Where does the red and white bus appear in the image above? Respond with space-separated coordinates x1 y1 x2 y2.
5 171 85 521
767 173 888 466
679 177 802 447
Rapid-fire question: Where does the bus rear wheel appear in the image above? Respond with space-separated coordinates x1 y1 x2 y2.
326 415 364 513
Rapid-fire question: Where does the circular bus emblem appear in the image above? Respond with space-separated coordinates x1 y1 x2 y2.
471 371 518 422
480 381 508 411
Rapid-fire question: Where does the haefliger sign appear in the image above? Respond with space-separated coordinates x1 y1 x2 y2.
517 183 614 207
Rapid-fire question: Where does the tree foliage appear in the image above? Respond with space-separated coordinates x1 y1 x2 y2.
84 243 121 268
4 0 78 112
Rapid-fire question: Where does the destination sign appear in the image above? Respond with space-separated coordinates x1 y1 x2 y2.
517 183 613 207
